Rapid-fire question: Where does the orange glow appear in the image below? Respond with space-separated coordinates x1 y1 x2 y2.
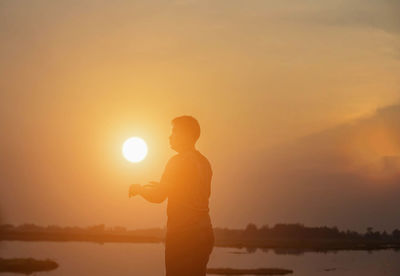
347 126 399 160
344 124 400 180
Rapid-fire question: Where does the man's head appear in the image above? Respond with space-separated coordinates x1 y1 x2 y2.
169 115 201 153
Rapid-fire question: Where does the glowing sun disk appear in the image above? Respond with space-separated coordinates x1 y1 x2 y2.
122 137 148 163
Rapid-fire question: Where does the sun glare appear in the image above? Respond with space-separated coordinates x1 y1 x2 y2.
122 137 148 163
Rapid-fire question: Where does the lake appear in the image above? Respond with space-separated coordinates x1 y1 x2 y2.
1 241 400 275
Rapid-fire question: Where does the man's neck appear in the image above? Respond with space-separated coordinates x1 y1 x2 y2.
178 145 196 153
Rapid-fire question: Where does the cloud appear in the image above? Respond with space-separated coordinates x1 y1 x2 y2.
232 103 400 231
274 103 400 176
294 0 400 35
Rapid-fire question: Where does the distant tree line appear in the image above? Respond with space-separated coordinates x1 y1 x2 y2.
213 223 400 242
1 223 400 242
0 223 165 239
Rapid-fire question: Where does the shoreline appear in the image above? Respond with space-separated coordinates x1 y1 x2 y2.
2 232 400 252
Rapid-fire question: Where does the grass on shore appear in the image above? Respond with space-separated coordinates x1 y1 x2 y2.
0 258 58 274
207 267 293 275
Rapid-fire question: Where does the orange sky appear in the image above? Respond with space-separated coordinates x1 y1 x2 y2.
1 0 399 231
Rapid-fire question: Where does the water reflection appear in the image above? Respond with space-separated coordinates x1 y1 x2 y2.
234 246 400 256
0 241 399 276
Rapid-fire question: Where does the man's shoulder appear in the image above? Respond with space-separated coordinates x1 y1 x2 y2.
166 153 188 169
195 151 212 167
168 151 211 168
168 153 184 162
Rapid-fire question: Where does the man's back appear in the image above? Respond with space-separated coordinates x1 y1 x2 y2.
161 149 214 276
161 149 213 235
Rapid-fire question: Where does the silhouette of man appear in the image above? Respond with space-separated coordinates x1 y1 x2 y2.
129 115 214 276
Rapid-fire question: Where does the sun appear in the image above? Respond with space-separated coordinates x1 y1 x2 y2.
122 137 148 163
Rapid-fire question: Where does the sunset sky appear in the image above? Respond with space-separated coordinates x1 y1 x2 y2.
1 0 399 232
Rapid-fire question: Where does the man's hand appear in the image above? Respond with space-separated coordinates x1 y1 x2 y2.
129 184 142 198
146 181 160 187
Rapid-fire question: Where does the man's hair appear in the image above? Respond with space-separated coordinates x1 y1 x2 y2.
172 115 201 143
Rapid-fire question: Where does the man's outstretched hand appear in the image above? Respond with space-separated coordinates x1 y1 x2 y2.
147 181 159 186
129 184 142 198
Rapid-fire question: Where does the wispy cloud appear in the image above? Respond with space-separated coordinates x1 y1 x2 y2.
289 0 400 35
238 103 400 230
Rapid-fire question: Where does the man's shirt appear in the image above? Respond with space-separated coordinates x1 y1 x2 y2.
160 149 213 235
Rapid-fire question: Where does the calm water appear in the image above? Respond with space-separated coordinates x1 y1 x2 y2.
1 241 400 276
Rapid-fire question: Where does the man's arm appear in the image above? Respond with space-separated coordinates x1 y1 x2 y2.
129 182 167 204
129 155 180 203
140 182 168 203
